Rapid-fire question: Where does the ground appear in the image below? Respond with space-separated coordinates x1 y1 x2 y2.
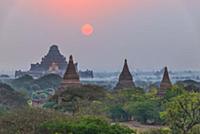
121 121 164 133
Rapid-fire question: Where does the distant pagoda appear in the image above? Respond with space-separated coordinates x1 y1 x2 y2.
30 45 68 71
15 45 82 78
158 67 172 96
115 59 135 90
59 55 81 89
15 45 93 78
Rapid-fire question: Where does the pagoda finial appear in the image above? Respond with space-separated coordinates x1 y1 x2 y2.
164 66 167 71
162 66 171 83
69 55 73 61
125 59 127 63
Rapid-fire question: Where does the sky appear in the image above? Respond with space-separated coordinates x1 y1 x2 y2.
0 0 200 72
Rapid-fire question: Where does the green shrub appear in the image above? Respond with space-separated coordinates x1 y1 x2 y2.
38 116 136 134
163 93 200 134
109 106 129 122
125 100 161 124
0 107 69 134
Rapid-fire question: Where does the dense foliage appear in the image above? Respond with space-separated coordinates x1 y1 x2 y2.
0 108 69 134
0 83 27 109
38 116 136 134
48 85 107 115
125 98 160 124
1 75 200 134
0 108 135 134
10 74 62 93
34 74 62 89
162 93 200 134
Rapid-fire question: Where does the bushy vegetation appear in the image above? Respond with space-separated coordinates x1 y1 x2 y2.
0 108 135 134
34 74 62 89
1 75 200 134
37 116 136 134
45 85 200 128
10 74 62 93
47 85 107 115
162 93 200 134
125 98 160 124
0 83 27 109
0 107 69 134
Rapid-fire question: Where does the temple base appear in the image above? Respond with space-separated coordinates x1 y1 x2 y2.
115 80 135 90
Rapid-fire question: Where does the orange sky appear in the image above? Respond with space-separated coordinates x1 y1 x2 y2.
17 0 133 22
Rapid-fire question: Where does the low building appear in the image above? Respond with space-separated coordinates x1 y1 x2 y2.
31 88 55 107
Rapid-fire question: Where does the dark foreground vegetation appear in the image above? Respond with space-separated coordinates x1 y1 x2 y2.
0 108 135 134
0 74 200 134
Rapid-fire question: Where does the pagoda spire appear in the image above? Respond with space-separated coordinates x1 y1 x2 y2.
119 59 133 81
63 55 79 80
161 67 172 85
158 66 172 96
59 55 81 89
115 59 135 89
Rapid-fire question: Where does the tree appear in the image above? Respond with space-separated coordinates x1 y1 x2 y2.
77 100 108 117
109 105 129 122
162 93 200 134
163 85 186 102
34 74 62 89
48 85 107 115
38 116 136 134
107 88 145 110
0 83 27 109
125 99 161 124
0 107 68 134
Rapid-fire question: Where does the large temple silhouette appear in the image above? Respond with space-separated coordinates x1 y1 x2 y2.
30 45 68 72
15 45 93 78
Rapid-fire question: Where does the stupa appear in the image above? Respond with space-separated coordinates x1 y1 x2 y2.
158 67 172 96
59 55 81 89
115 59 135 89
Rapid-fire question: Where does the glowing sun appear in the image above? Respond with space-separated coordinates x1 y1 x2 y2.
81 24 94 36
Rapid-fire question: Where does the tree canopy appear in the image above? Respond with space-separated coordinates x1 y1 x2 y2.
162 93 200 134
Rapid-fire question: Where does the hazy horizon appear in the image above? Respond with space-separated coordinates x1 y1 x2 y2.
0 0 200 72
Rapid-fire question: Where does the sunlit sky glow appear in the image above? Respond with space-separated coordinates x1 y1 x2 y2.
0 0 200 72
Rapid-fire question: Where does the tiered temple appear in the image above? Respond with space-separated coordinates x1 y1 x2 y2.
59 55 81 89
158 67 172 96
15 45 68 78
30 45 68 71
115 59 135 89
15 45 93 78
